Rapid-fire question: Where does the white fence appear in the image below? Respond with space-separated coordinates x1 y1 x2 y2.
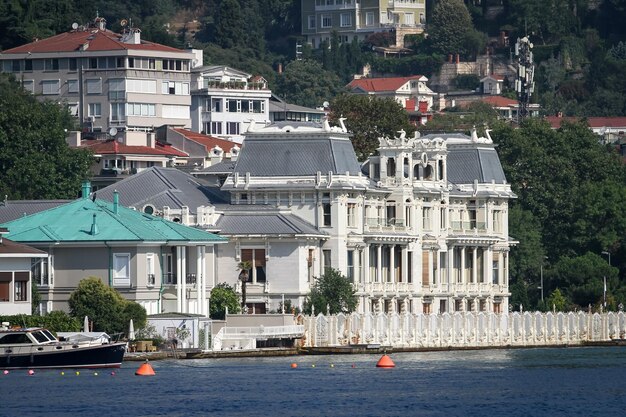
299 311 626 348
213 325 304 351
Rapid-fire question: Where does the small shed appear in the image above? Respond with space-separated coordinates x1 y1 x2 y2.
147 313 212 350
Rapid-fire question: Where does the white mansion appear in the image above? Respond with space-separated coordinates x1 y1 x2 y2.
215 121 515 315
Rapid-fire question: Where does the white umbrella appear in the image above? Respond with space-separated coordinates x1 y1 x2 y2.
128 319 135 341
83 316 89 332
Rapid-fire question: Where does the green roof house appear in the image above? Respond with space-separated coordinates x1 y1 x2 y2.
1 182 227 315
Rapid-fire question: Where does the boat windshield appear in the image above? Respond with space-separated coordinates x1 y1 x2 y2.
31 331 51 343
0 333 32 345
41 330 58 341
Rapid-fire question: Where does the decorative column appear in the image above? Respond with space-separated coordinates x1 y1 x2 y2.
401 246 408 285
389 244 395 283
376 244 382 283
181 246 187 313
460 247 465 286
196 246 202 315
472 247 477 284
363 244 370 286
176 246 182 313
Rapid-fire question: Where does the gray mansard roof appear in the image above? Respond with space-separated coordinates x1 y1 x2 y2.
233 122 362 177
96 167 222 211
0 200 70 224
216 209 327 237
421 133 508 185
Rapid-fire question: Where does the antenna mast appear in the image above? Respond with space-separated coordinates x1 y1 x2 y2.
515 36 535 123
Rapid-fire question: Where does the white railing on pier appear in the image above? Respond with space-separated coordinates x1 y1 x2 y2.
213 325 304 351
299 311 626 349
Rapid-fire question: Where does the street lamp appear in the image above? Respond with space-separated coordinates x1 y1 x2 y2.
601 251 611 266
538 256 548 302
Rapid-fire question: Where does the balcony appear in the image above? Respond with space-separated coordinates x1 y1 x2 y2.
201 81 267 90
164 272 177 285
451 221 487 233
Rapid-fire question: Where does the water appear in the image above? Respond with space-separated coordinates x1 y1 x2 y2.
2 346 626 417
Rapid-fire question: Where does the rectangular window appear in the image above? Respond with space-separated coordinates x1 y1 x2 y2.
308 15 316 29
323 249 332 272
44 58 59 71
323 203 331 226
252 100 264 113
226 122 240 135
146 254 155 287
347 250 355 282
85 78 102 94
24 59 33 71
14 272 29 302
67 79 79 94
226 99 238 112
113 253 131 286
321 14 332 28
88 103 102 117
492 259 499 285
108 78 125 100
22 80 35 93
493 210 502 233
210 121 222 135
89 58 98 69
241 100 250 113
0 272 11 302
127 102 155 117
162 104 189 119
422 207 432 231
211 98 222 112
127 79 156 94
340 13 352 27
347 203 356 227
241 249 266 283
440 207 446 230
42 80 60 95
404 12 415 25
31 258 50 286
111 103 125 121
12 60 20 72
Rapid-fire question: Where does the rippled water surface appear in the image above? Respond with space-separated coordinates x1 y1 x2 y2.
2 347 626 417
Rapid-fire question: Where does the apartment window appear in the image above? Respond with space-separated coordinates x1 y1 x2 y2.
347 203 356 227
241 100 250 113
24 59 33 72
42 80 60 95
116 57 125 68
109 78 125 100
226 99 238 112
14 272 29 302
308 15 316 29
67 79 79 94
469 208 477 229
89 58 98 69
404 12 414 25
128 57 136 68
162 81 189 95
22 80 35 93
0 272 10 302
226 122 240 135
323 203 332 226
340 13 352 27
85 78 102 94
493 210 502 233
241 249 266 283
88 103 102 117
210 121 222 135
440 207 447 230
321 14 332 28
11 60 20 72
127 103 156 117
31 258 51 286
162 104 189 119
127 79 156 94
113 253 131 286
252 100 264 113
111 103 125 121
211 98 222 112
44 58 59 71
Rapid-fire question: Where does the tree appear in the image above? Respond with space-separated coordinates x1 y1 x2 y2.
545 288 568 312
0 75 93 200
303 268 358 315
274 59 343 108
68 277 146 335
209 283 241 320
237 260 252 311
428 0 478 57
329 94 415 161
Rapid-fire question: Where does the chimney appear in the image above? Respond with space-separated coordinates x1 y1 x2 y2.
81 181 91 199
90 214 99 235
113 190 119 214
456 54 460 64
95 17 106 31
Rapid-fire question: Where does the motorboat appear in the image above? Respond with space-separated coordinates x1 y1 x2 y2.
0 324 126 369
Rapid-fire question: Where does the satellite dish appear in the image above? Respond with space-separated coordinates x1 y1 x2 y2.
120 19 128 27
108 127 118 137
71 22 79 30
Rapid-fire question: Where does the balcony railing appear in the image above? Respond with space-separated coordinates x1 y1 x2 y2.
147 274 156 287
451 221 487 232
33 273 51 286
165 272 177 285
186 273 197 285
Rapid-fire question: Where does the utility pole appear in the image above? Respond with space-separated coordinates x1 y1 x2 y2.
514 36 535 123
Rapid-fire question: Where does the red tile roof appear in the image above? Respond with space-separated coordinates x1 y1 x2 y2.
480 95 519 107
482 74 505 81
347 76 424 93
81 140 188 157
172 128 238 152
545 116 626 129
2 28 185 54
0 237 47 256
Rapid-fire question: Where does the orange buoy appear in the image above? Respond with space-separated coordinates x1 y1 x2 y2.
376 354 395 368
135 360 156 376
290 363 298 368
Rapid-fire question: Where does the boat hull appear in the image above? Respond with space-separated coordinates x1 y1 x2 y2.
0 342 126 370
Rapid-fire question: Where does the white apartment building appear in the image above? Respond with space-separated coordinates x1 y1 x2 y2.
191 66 271 142
0 17 201 132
